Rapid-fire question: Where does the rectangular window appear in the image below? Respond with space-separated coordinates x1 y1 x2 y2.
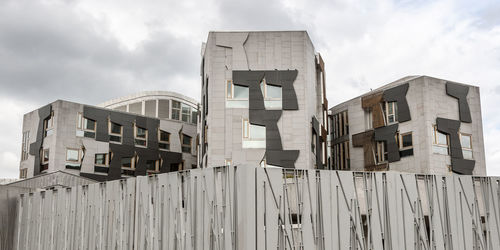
182 134 192 153
21 131 29 161
385 102 398 125
95 153 108 166
146 160 160 173
44 111 54 137
399 132 413 149
121 156 135 176
158 99 170 119
461 133 473 159
333 141 350 170
181 104 191 122
77 116 97 138
65 148 82 169
42 148 49 164
226 80 233 99
260 79 282 99
19 168 28 179
134 125 147 147
171 100 181 120
242 119 249 138
191 111 198 124
433 126 449 155
333 110 349 139
159 129 170 150
109 121 122 143
365 109 373 130
376 141 387 164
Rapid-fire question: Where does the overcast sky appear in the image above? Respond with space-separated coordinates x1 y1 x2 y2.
1 0 499 178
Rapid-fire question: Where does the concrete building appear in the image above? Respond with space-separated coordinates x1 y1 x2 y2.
199 31 329 169
329 75 486 175
19 92 199 181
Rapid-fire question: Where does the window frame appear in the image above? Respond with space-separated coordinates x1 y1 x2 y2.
158 129 170 151
460 133 473 159
65 148 81 163
432 126 450 155
399 132 413 150
108 120 123 144
19 168 28 179
260 78 282 100
94 153 109 167
226 80 249 100
44 111 54 137
375 141 387 164
134 124 148 147
385 101 398 125
42 148 50 164
171 100 181 120
21 131 30 161
181 134 192 153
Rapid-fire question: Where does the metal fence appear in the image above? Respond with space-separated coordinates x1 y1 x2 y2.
12 166 500 250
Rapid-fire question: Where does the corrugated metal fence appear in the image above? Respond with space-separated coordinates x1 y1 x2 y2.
12 166 500 249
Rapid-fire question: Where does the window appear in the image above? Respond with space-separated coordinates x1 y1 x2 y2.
95 153 108 166
159 129 170 150
191 111 198 124
433 126 449 155
225 159 232 166
21 131 29 161
19 168 28 179
364 109 373 130
109 121 122 143
242 119 266 148
226 80 249 100
146 160 160 173
312 131 317 153
333 141 350 170
77 114 97 138
121 156 135 176
242 119 249 138
134 125 147 147
44 112 54 137
182 134 192 153
461 133 473 159
399 132 413 149
66 148 82 169
375 141 387 164
260 78 282 109
158 99 170 119
42 148 49 164
171 100 181 120
181 103 191 122
333 110 349 139
384 102 398 124
129 102 142 115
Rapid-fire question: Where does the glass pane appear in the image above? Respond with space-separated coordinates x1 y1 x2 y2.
136 127 147 138
121 157 132 168
159 143 170 150
135 139 146 146
109 135 121 142
67 149 79 161
461 134 471 149
437 131 447 145
146 160 156 171
172 100 181 108
84 118 96 130
432 145 449 155
402 134 412 147
250 124 266 139
388 102 394 114
181 105 191 122
191 111 198 124
43 150 49 161
110 122 121 134
233 85 248 99
160 130 170 142
227 81 232 98
145 100 156 117
266 85 282 99
183 134 191 145
463 150 473 159
172 110 180 120
95 154 106 165
388 116 394 123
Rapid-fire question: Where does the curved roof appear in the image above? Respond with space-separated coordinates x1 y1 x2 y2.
98 91 199 109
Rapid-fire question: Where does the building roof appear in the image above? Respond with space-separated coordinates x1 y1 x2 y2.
6 171 97 189
98 91 199 108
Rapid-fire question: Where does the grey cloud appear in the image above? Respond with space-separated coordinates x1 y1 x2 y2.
0 0 201 106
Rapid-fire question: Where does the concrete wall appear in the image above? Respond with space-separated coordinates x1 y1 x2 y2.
0 186 30 250
201 31 323 169
12 166 500 250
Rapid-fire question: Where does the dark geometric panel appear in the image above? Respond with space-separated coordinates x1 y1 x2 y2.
374 124 400 162
233 70 301 168
383 83 411 122
436 117 475 174
83 106 110 142
399 148 414 158
29 104 52 176
159 151 183 173
446 82 472 123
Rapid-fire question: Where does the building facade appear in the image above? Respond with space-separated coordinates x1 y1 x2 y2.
329 75 486 175
199 31 329 169
19 92 199 181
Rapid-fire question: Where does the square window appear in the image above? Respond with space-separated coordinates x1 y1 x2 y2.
66 149 79 162
95 153 107 166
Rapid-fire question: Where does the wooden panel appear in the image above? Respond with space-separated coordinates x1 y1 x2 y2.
361 92 385 128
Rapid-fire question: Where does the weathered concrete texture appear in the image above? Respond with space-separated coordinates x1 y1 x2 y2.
0 186 30 250
13 166 500 250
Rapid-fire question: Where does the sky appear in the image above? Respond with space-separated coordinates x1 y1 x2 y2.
1 0 500 178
